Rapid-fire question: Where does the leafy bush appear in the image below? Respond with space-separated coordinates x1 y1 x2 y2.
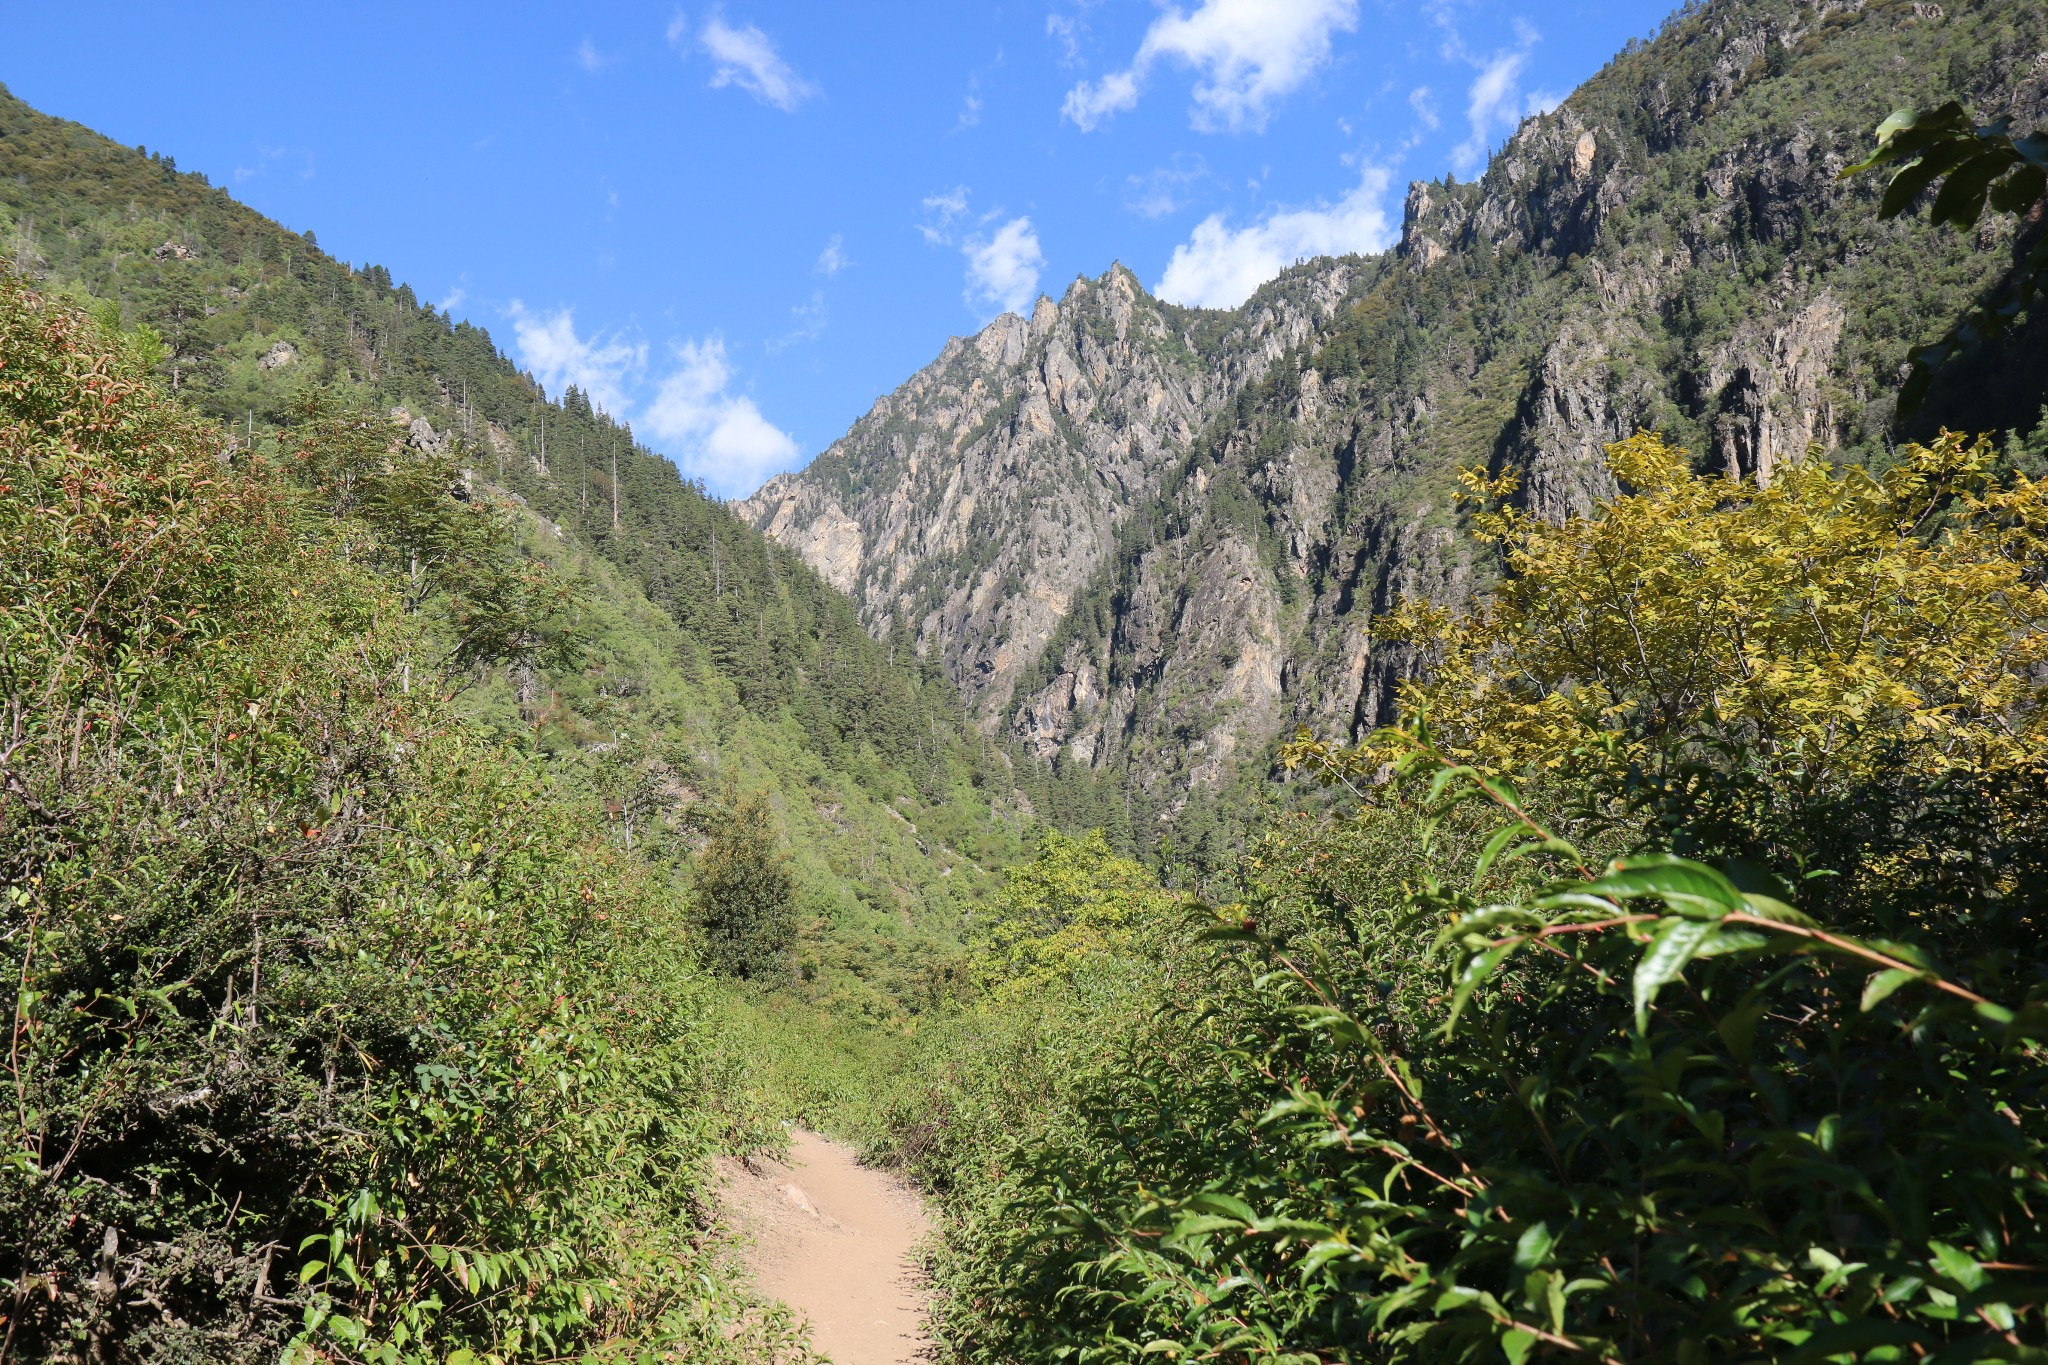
904 434 2048 1362
0 273 802 1363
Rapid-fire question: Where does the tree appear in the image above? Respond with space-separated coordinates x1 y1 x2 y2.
693 787 796 980
979 829 1179 993
1845 102 2048 412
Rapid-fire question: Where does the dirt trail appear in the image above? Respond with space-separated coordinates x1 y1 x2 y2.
720 1129 931 1365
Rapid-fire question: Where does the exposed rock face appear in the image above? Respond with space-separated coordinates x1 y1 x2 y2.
257 339 297 370
738 261 1357 716
745 0 2048 819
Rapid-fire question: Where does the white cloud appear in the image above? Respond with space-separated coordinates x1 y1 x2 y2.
643 338 801 496
1451 50 1527 174
958 92 983 129
815 234 848 275
697 15 817 112
1438 17 1545 177
919 186 970 244
919 191 1043 317
1063 70 1142 131
963 217 1045 315
437 285 468 314
766 290 828 353
1046 13 1083 65
576 38 609 72
507 306 796 496
1155 165 1393 308
507 303 645 416
1062 0 1358 134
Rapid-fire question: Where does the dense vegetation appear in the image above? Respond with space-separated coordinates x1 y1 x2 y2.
0 275 812 1361
0 80 1086 1017
9 7 2048 1363
854 428 2048 1362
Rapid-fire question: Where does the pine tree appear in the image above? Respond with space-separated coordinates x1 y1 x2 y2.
693 788 796 980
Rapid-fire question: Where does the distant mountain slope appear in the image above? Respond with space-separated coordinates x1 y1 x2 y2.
739 262 1356 717
740 0 2048 848
0 82 1040 1009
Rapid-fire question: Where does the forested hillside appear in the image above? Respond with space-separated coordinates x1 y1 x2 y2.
746 0 2048 872
0 82 1085 1012
0 273 822 1362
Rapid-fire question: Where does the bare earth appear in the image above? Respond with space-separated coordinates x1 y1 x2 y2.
720 1129 932 1365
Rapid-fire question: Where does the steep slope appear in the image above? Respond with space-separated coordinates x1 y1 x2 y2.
743 0 2048 844
739 261 1358 717
0 84 1032 1008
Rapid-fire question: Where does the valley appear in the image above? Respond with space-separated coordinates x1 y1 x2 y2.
5 0 2048 1360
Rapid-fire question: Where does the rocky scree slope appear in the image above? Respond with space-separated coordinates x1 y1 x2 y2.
744 0 2048 823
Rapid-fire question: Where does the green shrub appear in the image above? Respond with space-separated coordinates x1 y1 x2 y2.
0 273 802 1363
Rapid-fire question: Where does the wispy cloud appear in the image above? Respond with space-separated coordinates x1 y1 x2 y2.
1437 14 1550 175
766 291 829 353
1063 0 1359 134
815 234 849 276
1125 153 1212 219
1155 164 1393 308
1046 13 1084 66
575 38 610 73
1408 85 1440 130
919 187 971 245
507 305 797 497
690 14 818 112
232 144 315 184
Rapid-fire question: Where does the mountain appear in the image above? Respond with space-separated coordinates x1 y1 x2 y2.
740 0 2048 849
0 82 1048 1013
740 263 1356 718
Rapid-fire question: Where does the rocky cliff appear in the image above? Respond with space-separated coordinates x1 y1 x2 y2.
744 0 2048 834
740 262 1357 715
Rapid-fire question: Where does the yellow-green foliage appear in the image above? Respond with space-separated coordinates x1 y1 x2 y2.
979 830 1182 994
893 432 2048 1363
1389 431 2048 784
1392 431 2048 785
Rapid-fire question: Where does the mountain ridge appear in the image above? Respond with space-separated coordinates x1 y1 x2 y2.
739 0 2048 847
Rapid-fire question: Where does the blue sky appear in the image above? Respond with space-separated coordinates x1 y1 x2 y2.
7 1 1673 496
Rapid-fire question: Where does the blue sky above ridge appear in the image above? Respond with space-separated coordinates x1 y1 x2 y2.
8 0 1672 497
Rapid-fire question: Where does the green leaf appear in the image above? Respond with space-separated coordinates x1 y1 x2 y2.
1928 1240 1987 1292
1445 941 1520 1035
1184 1192 1256 1222
1928 149 2016 228
1860 967 1923 1012
1500 1328 1537 1365
1988 163 2047 215
1784 1319 1933 1363
1634 917 1719 1030
1475 821 1532 879
1165 1215 1246 1243
1583 854 1741 919
1512 1221 1555 1274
